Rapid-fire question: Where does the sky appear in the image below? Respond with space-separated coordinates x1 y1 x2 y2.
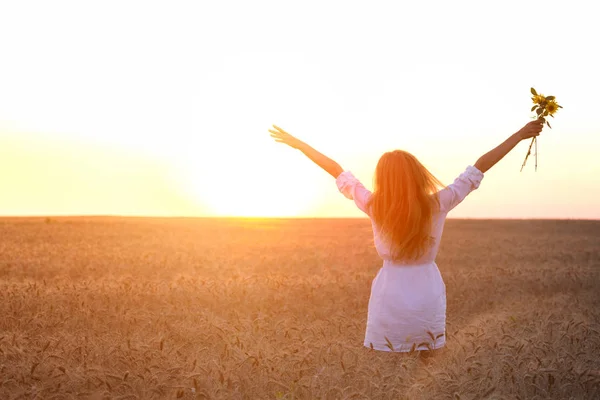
1 0 599 219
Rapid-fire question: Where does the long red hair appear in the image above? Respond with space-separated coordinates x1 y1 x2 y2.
367 150 445 261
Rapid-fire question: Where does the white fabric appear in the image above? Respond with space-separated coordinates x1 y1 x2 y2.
336 165 484 352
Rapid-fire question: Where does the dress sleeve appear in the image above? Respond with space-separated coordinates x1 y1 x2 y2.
335 171 372 215
437 165 484 213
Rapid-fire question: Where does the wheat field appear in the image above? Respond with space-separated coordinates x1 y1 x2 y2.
0 217 599 399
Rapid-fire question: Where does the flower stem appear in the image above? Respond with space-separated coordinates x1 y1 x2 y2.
520 137 536 172
534 136 538 172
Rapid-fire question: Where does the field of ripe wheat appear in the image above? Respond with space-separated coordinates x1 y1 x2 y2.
0 217 599 399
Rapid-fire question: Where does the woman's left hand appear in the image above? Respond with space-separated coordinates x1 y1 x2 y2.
269 125 304 149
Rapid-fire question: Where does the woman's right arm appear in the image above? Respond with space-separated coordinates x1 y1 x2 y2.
438 120 544 213
474 120 544 173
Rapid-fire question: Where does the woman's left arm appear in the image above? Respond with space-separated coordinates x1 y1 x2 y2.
269 125 343 178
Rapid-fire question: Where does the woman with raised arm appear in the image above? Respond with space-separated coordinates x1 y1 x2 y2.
269 120 543 353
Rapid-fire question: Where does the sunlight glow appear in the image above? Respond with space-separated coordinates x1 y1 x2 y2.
183 171 318 218
179 141 320 217
0 1 599 218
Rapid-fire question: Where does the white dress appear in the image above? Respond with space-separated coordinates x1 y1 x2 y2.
336 165 484 352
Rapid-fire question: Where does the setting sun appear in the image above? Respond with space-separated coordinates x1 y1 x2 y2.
184 170 319 218
178 140 321 217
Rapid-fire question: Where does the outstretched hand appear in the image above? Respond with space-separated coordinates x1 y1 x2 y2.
269 125 304 149
268 124 343 178
517 120 544 140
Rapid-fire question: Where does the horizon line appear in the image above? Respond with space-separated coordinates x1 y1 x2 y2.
0 215 599 222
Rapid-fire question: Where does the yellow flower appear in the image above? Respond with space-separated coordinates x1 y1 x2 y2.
532 94 546 105
546 101 559 115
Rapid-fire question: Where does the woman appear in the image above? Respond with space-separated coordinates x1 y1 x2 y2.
269 120 543 352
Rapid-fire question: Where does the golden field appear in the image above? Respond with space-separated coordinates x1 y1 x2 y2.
0 217 599 399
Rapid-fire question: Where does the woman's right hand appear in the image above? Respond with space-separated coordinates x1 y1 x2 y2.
517 120 544 140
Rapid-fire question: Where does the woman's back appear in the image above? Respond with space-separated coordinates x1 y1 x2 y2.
336 165 484 264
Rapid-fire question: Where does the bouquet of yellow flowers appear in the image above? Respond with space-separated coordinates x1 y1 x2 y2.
521 87 562 171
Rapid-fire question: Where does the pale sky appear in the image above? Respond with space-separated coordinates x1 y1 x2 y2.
1 0 599 218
